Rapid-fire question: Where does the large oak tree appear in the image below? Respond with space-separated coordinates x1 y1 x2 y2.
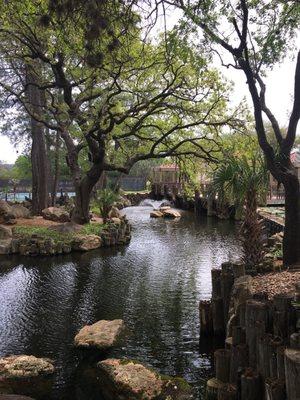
169 0 300 265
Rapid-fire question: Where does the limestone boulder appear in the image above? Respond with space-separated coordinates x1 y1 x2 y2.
150 210 163 218
41 207 70 223
96 358 193 400
74 319 125 350
161 208 181 219
0 355 54 399
0 225 12 240
0 238 12 255
10 205 30 219
0 355 54 379
108 207 122 219
159 206 171 212
72 234 102 251
111 217 122 225
0 200 11 215
48 222 82 234
0 201 16 225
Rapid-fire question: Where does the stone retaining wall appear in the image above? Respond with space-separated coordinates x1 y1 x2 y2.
0 218 131 257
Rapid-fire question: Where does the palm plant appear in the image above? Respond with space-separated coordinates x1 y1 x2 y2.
97 189 120 223
212 154 268 270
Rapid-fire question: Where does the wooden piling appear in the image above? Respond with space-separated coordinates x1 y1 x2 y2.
215 348 231 383
212 296 225 336
218 383 237 400
289 332 300 350
206 378 226 400
265 378 286 400
273 293 296 342
276 346 286 380
230 344 248 384
240 368 263 400
221 270 234 323
232 262 245 279
212 269 222 298
200 300 214 336
232 326 246 346
284 348 300 400
257 334 283 379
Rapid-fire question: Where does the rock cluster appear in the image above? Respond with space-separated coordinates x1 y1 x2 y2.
41 207 70 223
150 206 181 219
0 200 30 225
0 216 131 256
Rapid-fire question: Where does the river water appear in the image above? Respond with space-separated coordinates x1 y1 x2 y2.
0 205 241 399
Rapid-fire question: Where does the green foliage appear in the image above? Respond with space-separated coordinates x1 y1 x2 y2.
179 0 300 70
212 153 268 207
12 155 32 180
97 189 120 221
14 223 104 243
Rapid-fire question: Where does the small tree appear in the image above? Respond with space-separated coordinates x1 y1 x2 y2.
97 189 120 223
212 154 268 270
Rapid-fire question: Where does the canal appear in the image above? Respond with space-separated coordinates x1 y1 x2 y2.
0 205 241 399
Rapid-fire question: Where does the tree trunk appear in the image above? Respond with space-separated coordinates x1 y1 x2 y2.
51 131 61 206
282 173 300 266
71 165 104 224
26 63 48 215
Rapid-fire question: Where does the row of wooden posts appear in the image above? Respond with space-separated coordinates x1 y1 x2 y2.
199 262 300 400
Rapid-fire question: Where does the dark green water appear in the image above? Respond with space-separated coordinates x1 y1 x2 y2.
0 205 241 399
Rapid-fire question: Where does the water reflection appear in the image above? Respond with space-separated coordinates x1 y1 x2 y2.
0 207 241 399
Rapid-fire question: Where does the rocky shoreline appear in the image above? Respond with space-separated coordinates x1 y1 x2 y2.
0 217 131 256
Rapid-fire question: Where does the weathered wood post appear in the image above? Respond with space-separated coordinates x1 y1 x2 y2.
200 300 214 336
230 344 248 384
273 293 296 342
257 334 283 379
245 300 269 368
240 368 263 400
284 348 300 400
276 346 286 380
218 383 237 400
221 263 234 324
211 269 225 335
265 378 286 400
215 349 231 383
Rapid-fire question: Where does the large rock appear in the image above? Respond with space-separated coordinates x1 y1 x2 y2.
0 200 11 215
74 319 125 350
150 210 163 218
161 208 181 219
0 355 54 379
10 205 30 219
0 225 12 240
41 207 70 223
72 234 102 251
0 355 54 399
108 207 122 219
96 358 193 400
48 222 82 234
0 239 12 255
0 201 16 225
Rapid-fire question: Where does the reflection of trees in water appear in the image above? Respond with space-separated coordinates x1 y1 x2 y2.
0 212 241 399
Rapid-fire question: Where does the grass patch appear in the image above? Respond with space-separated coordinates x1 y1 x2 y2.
13 223 105 244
